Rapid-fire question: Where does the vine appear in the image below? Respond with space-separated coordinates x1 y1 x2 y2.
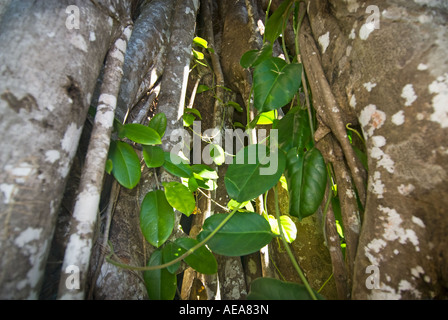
103 0 361 300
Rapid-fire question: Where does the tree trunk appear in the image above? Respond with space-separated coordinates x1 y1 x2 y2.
0 0 137 299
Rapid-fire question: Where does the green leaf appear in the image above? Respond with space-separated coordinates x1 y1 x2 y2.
253 57 302 112
163 181 196 216
197 85 211 94
162 242 182 274
122 123 162 145
224 144 286 202
174 238 218 275
105 159 113 174
191 164 219 180
193 36 208 49
257 110 277 125
210 144 225 166
149 113 167 138
193 49 204 60
185 107 202 120
274 106 311 153
197 212 274 256
140 190 175 248
226 101 243 113
247 277 323 300
265 214 297 243
108 140 141 189
265 0 294 43
163 152 193 178
187 176 199 192
240 42 273 69
285 147 327 220
143 249 177 300
183 113 196 127
142 145 165 168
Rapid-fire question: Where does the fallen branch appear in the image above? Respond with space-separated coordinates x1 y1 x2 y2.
57 24 133 300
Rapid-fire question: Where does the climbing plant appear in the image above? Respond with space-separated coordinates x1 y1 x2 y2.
103 0 349 300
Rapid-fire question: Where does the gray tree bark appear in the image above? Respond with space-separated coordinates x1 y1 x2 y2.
1 0 447 300
0 0 138 299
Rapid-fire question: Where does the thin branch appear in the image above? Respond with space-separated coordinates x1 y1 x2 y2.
57 24 133 300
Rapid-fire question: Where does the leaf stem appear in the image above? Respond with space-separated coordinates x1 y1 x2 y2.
106 204 243 271
273 185 317 300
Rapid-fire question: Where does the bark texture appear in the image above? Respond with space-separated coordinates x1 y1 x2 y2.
0 0 133 299
302 0 448 299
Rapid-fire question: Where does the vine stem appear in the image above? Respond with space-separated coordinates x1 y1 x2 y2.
106 204 243 271
273 185 317 300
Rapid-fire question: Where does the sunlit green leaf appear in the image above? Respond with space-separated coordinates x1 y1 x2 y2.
257 110 277 125
210 144 225 166
163 181 196 216
193 36 208 49
191 164 218 180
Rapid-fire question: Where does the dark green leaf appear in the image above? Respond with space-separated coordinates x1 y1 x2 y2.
123 123 162 145
163 181 196 216
240 42 273 68
162 242 182 274
227 101 243 112
247 277 323 300
142 145 165 168
163 152 193 178
197 212 274 256
265 0 294 43
187 177 199 192
253 57 302 112
174 238 218 275
140 190 174 247
108 140 141 189
185 107 202 119
143 249 177 300
274 106 311 153
149 113 167 138
285 147 327 220
224 144 286 202
197 85 211 94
